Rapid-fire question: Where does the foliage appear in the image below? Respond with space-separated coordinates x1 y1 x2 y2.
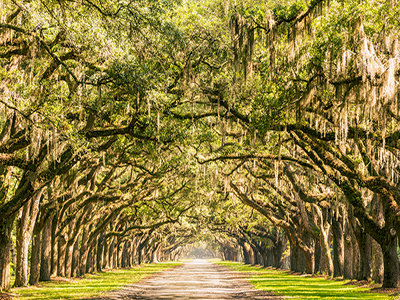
1 0 400 293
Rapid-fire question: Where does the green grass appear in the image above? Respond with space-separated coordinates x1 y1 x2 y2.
214 260 397 300
12 262 182 300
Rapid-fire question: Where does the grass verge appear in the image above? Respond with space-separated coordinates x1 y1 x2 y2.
214 260 397 299
10 262 182 300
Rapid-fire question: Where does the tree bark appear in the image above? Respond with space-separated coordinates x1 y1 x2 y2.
0 215 15 291
29 222 41 285
343 213 353 279
137 234 151 265
40 215 52 281
381 233 399 288
371 239 383 284
266 248 273 267
351 229 360 280
332 212 344 277
71 239 80 277
111 238 118 268
108 238 115 268
103 237 110 269
250 245 258 265
274 237 284 268
64 238 75 278
261 251 268 267
314 205 333 276
130 237 137 266
290 240 306 273
152 244 159 264
79 227 90 276
96 233 105 271
314 237 321 273
352 221 371 281
15 189 42 287
121 241 128 267
371 193 384 284
242 242 251 264
57 234 67 277
304 249 315 275
343 236 353 279
14 203 31 287
363 234 372 280
302 233 315 274
50 211 58 277
86 243 96 274
117 240 122 268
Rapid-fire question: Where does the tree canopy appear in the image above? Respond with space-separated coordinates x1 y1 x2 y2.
1 0 400 292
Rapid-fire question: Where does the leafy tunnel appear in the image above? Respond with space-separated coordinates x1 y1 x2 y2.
1 0 400 293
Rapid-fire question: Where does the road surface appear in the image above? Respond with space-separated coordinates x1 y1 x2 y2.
91 259 282 299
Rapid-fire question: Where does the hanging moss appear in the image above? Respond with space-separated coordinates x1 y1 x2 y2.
229 13 255 80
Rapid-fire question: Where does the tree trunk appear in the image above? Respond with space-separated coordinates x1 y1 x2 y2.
71 239 80 277
15 218 31 287
343 236 353 279
15 190 42 287
0 216 15 291
279 233 289 269
121 241 128 267
108 238 116 268
289 241 296 272
274 239 284 269
332 214 344 278
303 233 315 274
233 249 238 262
353 228 371 281
112 239 118 268
351 231 360 280
86 243 96 274
304 249 315 275
103 237 110 269
370 193 384 285
343 213 353 279
371 238 383 284
314 205 333 276
40 216 52 281
130 237 137 266
57 235 67 277
381 234 399 288
271 247 277 267
137 236 149 265
251 246 258 265
64 238 75 278
290 240 306 273
117 240 122 268
50 212 58 277
242 242 251 264
261 251 268 268
152 244 159 264
126 241 132 267
29 223 41 285
97 233 105 272
266 248 273 267
79 227 90 276
64 219 80 278
347 211 361 280
314 237 321 273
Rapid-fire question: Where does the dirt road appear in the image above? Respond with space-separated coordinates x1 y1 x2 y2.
92 259 282 299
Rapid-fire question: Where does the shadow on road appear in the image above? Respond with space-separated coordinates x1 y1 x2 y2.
88 259 283 299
